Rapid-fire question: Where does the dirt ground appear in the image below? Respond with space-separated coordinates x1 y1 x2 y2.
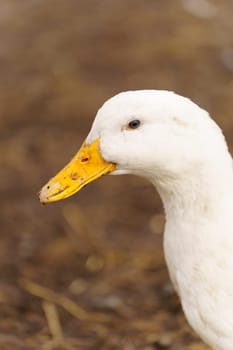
1 0 233 349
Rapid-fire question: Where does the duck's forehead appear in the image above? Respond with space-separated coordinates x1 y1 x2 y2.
96 90 169 124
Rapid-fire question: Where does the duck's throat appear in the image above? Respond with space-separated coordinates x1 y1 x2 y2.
153 160 233 222
151 157 233 293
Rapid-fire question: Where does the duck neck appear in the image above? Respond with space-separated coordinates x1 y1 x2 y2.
153 155 233 223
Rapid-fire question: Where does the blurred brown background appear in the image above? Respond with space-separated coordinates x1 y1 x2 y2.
0 1 233 349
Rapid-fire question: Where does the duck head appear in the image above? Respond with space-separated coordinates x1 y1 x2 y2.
39 90 226 203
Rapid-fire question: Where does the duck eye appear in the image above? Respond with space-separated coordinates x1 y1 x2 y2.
128 119 141 129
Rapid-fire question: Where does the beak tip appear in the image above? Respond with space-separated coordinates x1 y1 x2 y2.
38 180 67 204
38 188 48 204
39 182 54 204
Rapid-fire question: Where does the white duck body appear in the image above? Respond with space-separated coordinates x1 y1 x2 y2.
86 91 233 350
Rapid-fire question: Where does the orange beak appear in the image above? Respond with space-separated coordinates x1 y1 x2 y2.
39 138 116 204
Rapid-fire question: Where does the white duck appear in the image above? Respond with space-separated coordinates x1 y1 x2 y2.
40 90 233 350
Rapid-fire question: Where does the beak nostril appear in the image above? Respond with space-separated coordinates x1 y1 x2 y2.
81 157 89 163
47 185 50 190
